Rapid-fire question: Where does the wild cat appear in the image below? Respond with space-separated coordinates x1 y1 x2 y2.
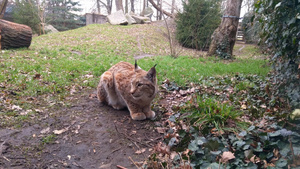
97 61 158 120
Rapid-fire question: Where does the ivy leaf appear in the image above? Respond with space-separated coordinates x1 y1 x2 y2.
233 140 246 148
279 145 290 157
247 125 255 132
204 162 223 169
168 137 177 147
274 2 281 9
243 144 250 150
195 137 207 146
238 130 247 137
268 131 281 137
210 150 221 155
275 158 287 167
288 17 296 26
293 146 300 155
188 140 199 151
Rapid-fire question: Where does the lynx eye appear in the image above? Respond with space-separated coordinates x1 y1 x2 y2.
137 83 143 87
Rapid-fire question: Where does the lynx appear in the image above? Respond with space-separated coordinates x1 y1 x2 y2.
97 61 157 120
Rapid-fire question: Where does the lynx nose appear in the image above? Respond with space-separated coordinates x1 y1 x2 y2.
130 89 135 94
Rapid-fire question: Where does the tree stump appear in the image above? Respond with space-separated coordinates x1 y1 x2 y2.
0 19 32 49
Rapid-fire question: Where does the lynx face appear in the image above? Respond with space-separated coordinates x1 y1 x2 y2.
130 73 156 100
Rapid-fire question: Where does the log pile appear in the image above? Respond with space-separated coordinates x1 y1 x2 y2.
0 19 32 49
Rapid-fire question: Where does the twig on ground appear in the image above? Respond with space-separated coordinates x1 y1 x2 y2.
114 123 151 148
114 122 147 158
129 156 140 169
109 147 122 156
117 165 128 169
0 141 6 155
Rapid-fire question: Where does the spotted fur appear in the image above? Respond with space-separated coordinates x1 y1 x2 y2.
97 61 157 120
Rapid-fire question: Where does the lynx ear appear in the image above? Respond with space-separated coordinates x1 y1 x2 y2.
146 64 157 83
135 60 141 71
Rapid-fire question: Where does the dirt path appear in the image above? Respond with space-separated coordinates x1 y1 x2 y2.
0 90 163 169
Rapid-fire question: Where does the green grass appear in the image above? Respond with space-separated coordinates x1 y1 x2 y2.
0 23 270 127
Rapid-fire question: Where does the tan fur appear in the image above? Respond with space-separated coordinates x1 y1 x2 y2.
97 61 158 120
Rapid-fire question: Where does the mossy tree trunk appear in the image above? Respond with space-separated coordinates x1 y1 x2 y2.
0 19 32 49
207 0 243 58
0 0 8 19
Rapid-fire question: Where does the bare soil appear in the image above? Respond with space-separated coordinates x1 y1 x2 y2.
0 90 163 169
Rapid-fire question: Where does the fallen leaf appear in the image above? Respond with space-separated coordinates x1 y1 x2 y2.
156 127 166 134
70 86 76 95
33 74 41 80
135 148 146 154
221 151 235 163
40 127 50 134
241 104 247 110
12 105 22 111
170 151 178 160
53 128 68 135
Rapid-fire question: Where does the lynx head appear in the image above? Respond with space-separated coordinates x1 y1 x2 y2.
130 61 157 101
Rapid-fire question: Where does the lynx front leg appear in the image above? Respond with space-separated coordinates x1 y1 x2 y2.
127 103 146 120
143 106 156 119
97 71 114 103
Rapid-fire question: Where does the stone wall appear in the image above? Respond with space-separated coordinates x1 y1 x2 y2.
85 13 107 25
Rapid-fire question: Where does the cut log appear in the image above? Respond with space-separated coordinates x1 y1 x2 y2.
0 19 32 49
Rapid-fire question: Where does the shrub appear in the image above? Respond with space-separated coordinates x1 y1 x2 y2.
241 11 260 44
175 0 221 50
255 0 300 109
13 0 41 34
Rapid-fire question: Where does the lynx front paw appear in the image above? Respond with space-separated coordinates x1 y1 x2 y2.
131 113 147 121
145 111 155 119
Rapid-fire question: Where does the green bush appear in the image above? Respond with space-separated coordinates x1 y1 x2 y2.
255 0 300 109
241 12 260 44
175 0 221 50
13 0 41 34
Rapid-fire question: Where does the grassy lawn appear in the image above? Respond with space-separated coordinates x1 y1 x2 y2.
0 23 270 126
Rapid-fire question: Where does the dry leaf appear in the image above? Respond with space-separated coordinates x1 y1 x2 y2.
241 104 247 110
40 127 50 134
221 151 235 163
70 86 76 95
156 127 166 134
135 148 146 154
53 128 68 135
170 151 178 160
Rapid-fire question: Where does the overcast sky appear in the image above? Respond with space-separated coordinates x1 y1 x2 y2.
77 0 247 17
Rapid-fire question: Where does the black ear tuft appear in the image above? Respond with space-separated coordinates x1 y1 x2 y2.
135 60 138 70
146 64 157 83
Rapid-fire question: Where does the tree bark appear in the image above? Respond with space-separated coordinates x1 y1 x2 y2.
0 19 32 49
97 0 101 14
115 0 123 11
125 0 128 13
207 0 243 57
130 0 134 12
148 0 172 18
0 0 8 19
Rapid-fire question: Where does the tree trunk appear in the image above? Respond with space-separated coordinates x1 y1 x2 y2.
171 0 175 15
130 0 134 12
125 0 128 13
0 19 32 49
148 0 172 18
115 0 123 11
0 0 8 19
207 0 243 58
97 0 101 14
